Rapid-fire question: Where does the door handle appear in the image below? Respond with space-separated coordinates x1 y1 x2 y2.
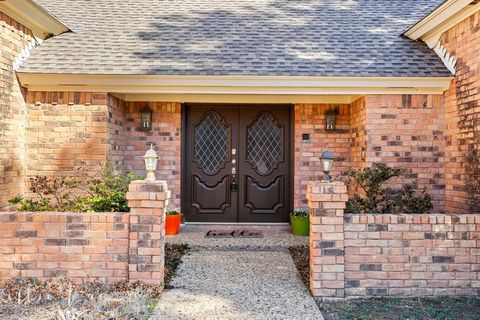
231 167 238 192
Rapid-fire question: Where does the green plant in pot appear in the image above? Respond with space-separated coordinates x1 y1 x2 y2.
290 209 309 236
165 209 182 235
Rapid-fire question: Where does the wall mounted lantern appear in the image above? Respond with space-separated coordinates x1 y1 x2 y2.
320 151 335 183
139 106 153 131
143 143 159 181
325 108 338 132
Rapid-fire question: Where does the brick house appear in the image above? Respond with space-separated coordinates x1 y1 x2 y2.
1 0 479 224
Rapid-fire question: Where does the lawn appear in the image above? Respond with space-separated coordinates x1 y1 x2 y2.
288 245 480 320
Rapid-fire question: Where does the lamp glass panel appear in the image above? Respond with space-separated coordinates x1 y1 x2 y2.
326 113 335 131
322 158 333 171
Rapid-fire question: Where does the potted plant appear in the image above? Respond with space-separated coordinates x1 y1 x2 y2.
290 209 309 236
165 209 182 235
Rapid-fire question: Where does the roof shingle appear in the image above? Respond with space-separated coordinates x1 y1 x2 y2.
19 0 451 77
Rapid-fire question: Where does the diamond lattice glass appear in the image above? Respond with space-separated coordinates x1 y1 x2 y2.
194 112 229 175
247 113 282 175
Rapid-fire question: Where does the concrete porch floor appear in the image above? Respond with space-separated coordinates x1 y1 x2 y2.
166 224 309 251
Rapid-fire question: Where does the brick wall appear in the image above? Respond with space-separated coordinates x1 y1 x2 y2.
25 92 110 178
0 13 34 208
0 212 128 283
0 180 168 285
294 104 350 208
361 95 446 212
344 213 480 297
308 181 480 300
123 102 181 209
441 11 480 213
108 95 127 166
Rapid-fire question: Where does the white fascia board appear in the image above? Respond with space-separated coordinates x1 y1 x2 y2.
404 0 476 44
0 0 69 39
16 74 453 95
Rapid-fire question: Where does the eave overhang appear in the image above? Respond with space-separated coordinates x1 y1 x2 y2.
404 0 480 48
17 74 453 103
0 0 69 39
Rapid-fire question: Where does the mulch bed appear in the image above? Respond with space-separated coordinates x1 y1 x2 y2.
287 245 310 288
0 243 189 320
287 245 480 320
165 243 189 288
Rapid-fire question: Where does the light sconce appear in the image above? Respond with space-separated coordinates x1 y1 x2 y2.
325 108 339 132
139 106 153 131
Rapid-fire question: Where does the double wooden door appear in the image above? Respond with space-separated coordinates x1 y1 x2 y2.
184 105 291 223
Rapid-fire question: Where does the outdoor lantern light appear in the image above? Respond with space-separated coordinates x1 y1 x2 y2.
140 106 153 131
143 143 159 181
320 151 335 182
325 109 338 131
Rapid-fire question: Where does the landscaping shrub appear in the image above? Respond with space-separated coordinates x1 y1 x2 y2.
9 163 143 212
344 163 433 214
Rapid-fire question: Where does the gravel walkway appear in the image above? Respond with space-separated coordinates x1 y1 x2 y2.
153 250 322 320
166 230 309 251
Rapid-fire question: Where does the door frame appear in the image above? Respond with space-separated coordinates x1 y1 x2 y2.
181 103 295 223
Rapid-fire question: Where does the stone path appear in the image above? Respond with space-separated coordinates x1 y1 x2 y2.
153 250 323 320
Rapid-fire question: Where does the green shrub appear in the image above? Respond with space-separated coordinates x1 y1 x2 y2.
75 164 143 212
165 209 180 216
290 209 309 218
9 163 143 212
344 163 433 214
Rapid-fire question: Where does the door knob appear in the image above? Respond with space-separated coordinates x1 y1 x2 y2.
232 148 237 155
232 167 236 175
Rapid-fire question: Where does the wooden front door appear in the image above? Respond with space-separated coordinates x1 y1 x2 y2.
184 105 291 223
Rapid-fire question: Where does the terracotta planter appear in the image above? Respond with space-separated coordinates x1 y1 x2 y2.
165 214 181 235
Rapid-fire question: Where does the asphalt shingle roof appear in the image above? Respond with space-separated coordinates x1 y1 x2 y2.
19 0 451 77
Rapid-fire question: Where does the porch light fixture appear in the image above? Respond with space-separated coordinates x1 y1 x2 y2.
325 108 338 132
139 106 153 131
320 151 335 183
143 143 159 181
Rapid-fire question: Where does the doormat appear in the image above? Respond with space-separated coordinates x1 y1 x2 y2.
205 230 263 238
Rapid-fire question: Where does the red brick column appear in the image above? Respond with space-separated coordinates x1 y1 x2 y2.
126 180 170 285
307 181 348 300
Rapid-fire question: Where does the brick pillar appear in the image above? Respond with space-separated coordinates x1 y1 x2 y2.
307 181 348 300
126 180 170 285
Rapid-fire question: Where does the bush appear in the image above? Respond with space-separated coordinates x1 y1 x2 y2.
9 163 143 212
344 163 433 214
290 209 309 218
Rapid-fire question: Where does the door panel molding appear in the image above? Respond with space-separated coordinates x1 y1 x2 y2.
192 175 231 214
244 175 284 214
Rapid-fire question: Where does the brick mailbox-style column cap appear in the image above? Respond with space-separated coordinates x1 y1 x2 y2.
126 180 169 285
307 181 348 300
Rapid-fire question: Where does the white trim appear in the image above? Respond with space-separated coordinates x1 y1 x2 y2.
433 43 457 74
404 0 473 40
405 0 480 48
0 0 69 39
17 74 453 95
111 93 362 104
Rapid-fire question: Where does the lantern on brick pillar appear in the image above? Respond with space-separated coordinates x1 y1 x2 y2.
320 151 335 182
143 144 159 181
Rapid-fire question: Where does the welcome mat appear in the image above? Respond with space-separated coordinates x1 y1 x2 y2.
205 229 263 238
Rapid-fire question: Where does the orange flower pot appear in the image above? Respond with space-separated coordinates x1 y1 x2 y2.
165 214 181 235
